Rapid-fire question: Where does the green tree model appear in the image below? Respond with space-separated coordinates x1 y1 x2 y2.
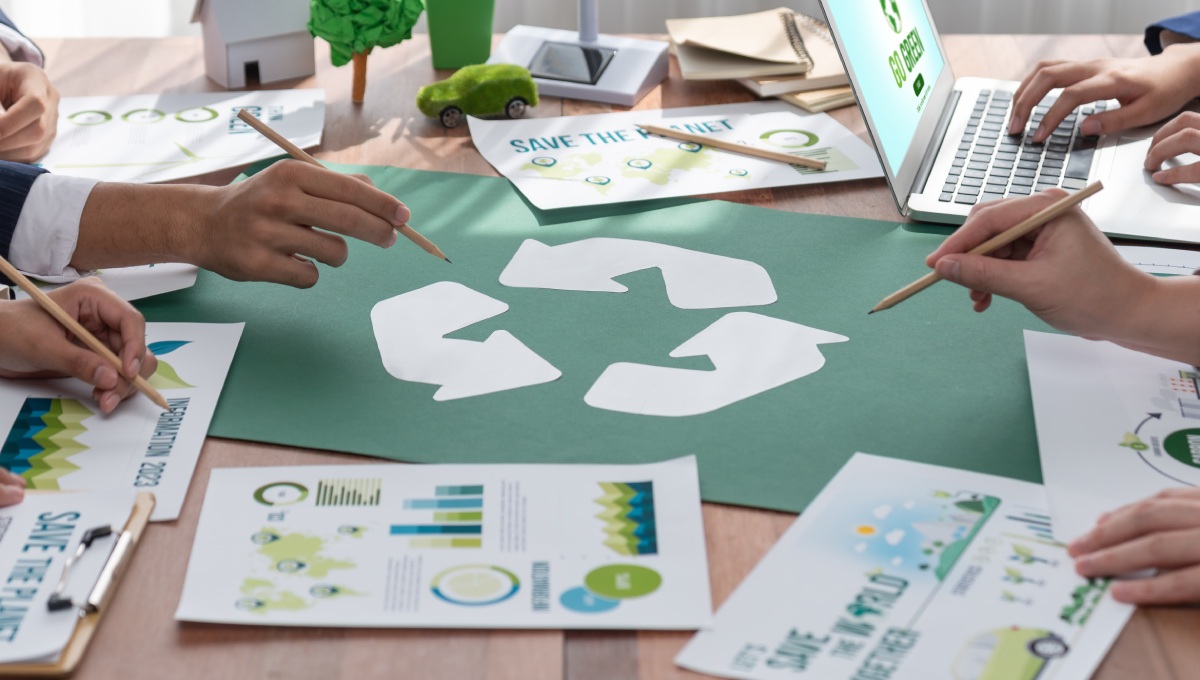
309 0 425 104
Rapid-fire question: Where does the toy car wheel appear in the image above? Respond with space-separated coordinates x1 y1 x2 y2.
439 106 463 128
1028 635 1069 659
505 97 528 119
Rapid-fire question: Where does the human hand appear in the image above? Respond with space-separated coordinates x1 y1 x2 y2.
1143 111 1200 185
0 468 24 507
1069 487 1200 604
0 278 157 413
188 160 411 288
924 191 1155 340
1009 44 1200 143
0 61 59 163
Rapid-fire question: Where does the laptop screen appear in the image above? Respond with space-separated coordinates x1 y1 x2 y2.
823 0 945 174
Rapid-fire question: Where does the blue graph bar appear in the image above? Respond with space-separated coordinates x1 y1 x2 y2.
390 524 482 535
403 498 483 509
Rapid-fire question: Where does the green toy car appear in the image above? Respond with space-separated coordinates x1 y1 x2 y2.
417 64 539 128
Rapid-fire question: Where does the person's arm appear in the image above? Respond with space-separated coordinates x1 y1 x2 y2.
1007 42 1200 143
0 9 56 163
0 468 23 507
71 160 411 288
925 191 1200 366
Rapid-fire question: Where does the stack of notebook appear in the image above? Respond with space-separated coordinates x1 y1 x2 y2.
666 8 855 113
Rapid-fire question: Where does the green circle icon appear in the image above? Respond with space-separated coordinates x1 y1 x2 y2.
531 157 556 167
627 159 652 169
68 110 112 126
585 176 611 186
1163 429 1200 469
122 108 166 124
759 129 819 148
175 106 219 123
253 482 309 506
584 564 662 599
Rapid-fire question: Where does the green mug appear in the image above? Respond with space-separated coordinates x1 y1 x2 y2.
427 0 495 69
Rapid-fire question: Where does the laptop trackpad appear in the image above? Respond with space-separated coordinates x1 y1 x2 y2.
1088 136 1200 242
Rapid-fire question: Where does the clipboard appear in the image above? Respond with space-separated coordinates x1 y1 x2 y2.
0 492 155 677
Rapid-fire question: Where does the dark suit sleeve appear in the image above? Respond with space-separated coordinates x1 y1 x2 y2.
1146 12 1200 54
0 161 50 285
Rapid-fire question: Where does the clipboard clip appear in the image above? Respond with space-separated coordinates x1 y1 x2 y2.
46 524 132 615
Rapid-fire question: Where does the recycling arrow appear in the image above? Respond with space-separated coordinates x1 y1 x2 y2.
371 282 561 401
584 312 848 417
499 238 777 310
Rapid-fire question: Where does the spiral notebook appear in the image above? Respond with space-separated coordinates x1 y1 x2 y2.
668 8 822 80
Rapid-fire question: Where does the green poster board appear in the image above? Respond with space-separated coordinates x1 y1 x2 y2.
138 161 1052 514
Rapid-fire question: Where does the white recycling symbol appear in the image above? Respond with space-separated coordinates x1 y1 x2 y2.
371 238 847 416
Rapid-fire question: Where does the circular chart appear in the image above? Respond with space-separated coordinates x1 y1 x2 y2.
253 482 309 506
175 106 220 123
431 564 520 606
758 129 819 149
583 564 662 600
68 110 111 126
559 586 620 613
122 108 167 124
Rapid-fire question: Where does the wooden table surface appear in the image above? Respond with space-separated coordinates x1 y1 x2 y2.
30 33 1199 680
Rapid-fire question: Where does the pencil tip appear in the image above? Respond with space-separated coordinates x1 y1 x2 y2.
444 258 452 264
867 310 875 315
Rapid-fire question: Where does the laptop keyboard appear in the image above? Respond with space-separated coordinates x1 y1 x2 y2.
939 89 1103 206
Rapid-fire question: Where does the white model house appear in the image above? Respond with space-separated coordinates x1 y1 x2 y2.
191 0 315 89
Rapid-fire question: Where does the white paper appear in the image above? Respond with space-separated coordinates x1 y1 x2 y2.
1089 136 1200 243
586 312 847 417
18 264 199 302
1025 330 1200 541
175 457 712 629
371 282 561 401
1115 245 1200 276
499 238 777 309
676 454 1133 680
0 323 243 521
0 491 134 664
39 90 324 183
468 101 883 210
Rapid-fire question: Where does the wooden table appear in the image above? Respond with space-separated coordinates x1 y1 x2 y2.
31 34 1199 680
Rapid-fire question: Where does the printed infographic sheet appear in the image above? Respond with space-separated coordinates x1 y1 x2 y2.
0 490 134 664
39 89 324 183
20 263 199 298
0 323 243 521
1026 330 1200 542
468 101 883 210
676 454 1132 680
175 457 712 629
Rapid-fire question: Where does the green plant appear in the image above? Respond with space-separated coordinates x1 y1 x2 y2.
309 0 425 103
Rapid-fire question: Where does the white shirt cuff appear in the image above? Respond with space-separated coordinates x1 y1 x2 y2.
0 24 43 67
9 174 99 282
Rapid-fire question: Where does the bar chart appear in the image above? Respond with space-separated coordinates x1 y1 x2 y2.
315 478 382 507
393 485 485 548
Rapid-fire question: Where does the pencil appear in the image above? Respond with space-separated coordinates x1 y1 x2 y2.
636 123 827 171
0 256 170 411
235 109 450 263
869 181 1104 314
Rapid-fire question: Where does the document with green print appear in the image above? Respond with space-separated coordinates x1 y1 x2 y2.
676 454 1132 680
468 101 882 210
39 89 323 183
175 456 711 628
0 323 243 521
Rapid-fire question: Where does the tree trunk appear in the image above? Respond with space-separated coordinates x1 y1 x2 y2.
351 51 368 104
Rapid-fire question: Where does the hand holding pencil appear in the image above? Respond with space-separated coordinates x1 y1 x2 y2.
907 187 1161 345
0 276 160 414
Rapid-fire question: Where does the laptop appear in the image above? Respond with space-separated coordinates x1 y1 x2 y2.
818 0 1117 226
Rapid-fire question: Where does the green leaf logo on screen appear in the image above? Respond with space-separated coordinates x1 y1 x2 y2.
880 0 902 34
148 340 194 390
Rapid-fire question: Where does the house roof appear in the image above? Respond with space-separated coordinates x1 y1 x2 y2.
192 0 310 45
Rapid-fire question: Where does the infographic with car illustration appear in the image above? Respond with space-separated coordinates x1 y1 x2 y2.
174 457 711 629
0 323 243 521
676 454 1132 680
1026 329 1200 542
39 89 324 183
468 101 882 209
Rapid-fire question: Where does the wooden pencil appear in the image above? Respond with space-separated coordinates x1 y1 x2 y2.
636 123 827 170
0 256 170 410
869 181 1104 314
235 109 450 263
